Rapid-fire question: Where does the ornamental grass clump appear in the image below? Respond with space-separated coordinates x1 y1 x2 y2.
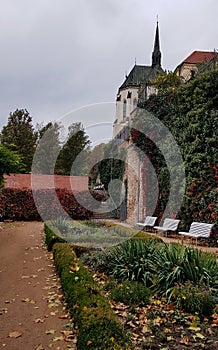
152 243 218 298
105 239 159 286
50 216 72 236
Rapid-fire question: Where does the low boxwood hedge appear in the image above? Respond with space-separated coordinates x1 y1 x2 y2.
44 222 66 251
52 243 131 349
45 224 131 349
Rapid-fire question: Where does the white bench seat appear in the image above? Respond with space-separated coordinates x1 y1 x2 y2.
154 218 180 236
179 222 214 245
137 216 157 231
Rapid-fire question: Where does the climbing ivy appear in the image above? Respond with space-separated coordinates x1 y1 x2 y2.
133 71 218 234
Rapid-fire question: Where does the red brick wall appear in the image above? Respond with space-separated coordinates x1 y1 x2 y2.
4 174 88 192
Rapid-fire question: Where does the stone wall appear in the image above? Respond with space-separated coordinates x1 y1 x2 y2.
124 144 145 226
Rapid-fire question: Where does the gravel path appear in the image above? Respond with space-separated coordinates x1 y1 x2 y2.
0 221 77 350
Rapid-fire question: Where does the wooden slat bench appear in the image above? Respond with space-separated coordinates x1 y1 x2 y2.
154 218 180 236
137 216 157 231
179 222 214 245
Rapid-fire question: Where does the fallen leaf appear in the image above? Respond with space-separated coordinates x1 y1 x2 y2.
22 298 36 304
35 345 44 350
45 329 55 335
70 265 79 272
52 336 64 342
167 336 175 341
9 331 22 338
50 311 57 316
195 333 205 339
189 326 201 331
35 318 44 323
58 314 68 319
142 325 152 333
164 328 172 334
180 335 189 345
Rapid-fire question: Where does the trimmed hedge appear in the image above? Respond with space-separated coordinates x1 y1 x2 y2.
52 243 131 349
44 223 66 251
0 188 104 221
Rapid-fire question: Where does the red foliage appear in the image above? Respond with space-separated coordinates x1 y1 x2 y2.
0 188 104 221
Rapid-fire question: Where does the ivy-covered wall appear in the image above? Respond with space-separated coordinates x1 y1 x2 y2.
130 71 217 239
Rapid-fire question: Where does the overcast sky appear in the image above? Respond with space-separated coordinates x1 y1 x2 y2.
0 0 217 144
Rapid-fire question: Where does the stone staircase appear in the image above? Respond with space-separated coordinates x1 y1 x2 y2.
91 201 117 220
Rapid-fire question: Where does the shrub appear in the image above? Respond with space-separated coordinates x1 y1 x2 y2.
44 222 66 251
110 280 150 306
132 230 162 242
52 242 131 349
172 281 215 318
0 188 104 221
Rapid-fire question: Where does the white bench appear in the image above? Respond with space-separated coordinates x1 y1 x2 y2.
179 222 214 245
154 218 180 236
137 216 157 231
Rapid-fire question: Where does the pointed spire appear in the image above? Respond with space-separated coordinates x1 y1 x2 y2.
152 19 161 68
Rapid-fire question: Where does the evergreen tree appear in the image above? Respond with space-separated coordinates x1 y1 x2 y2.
0 144 23 188
1 109 37 172
32 122 62 174
57 122 90 175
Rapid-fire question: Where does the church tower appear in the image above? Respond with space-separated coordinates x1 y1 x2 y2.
113 21 163 137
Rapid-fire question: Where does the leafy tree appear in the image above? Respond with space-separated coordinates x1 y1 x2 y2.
151 70 183 93
56 122 90 175
1 109 37 172
0 144 23 188
96 140 126 198
32 122 62 174
87 143 105 186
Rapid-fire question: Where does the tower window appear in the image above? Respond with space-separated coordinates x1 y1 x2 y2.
123 99 127 119
133 98 138 109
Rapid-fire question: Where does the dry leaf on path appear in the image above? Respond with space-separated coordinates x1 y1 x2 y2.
35 345 44 350
52 336 64 342
45 329 55 335
35 318 44 323
58 314 69 319
9 331 22 338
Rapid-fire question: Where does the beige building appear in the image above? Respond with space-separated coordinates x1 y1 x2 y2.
175 50 218 82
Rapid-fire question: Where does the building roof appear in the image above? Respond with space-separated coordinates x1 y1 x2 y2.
179 50 217 65
152 21 161 68
4 174 88 192
119 64 163 90
118 21 163 91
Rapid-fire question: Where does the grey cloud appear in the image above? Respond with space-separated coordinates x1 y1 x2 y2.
0 0 217 141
